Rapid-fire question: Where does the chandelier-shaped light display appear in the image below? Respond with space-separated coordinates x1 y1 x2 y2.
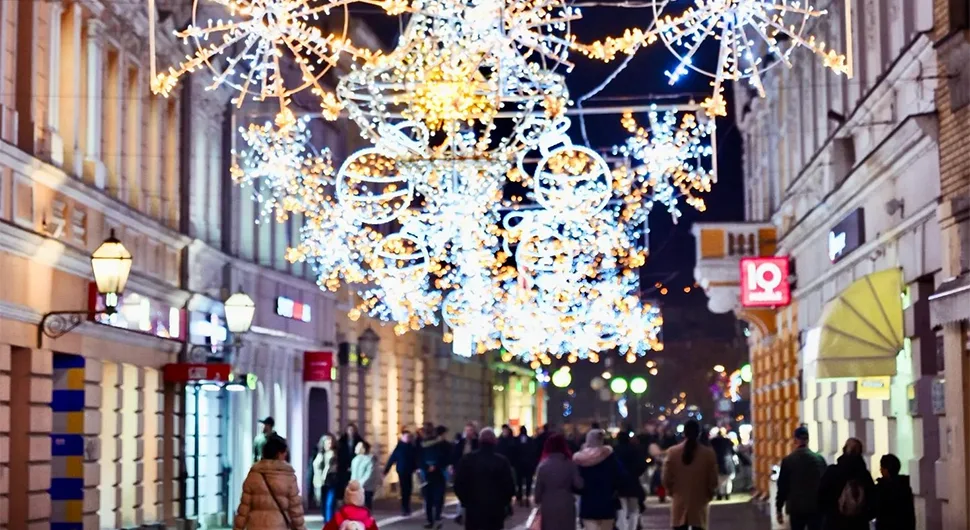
652 0 850 116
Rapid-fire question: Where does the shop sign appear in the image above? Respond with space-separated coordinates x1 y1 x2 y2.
276 296 312 323
163 363 231 383
739 257 791 307
88 283 186 341
856 376 890 400
304 350 336 382
828 208 865 263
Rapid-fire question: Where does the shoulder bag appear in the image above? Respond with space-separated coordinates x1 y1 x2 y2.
260 473 294 530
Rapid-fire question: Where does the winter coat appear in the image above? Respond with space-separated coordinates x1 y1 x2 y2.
311 450 339 502
322 504 378 530
337 435 364 480
661 440 718 529
421 438 452 480
710 436 737 475
233 459 307 530
818 454 876 530
776 446 827 516
517 435 538 473
496 435 519 469
534 453 583 530
613 441 647 499
453 445 517 530
573 445 624 520
453 437 480 465
351 454 378 492
874 475 916 530
385 441 419 477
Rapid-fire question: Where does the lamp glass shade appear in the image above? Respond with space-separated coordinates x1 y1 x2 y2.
610 377 628 394
225 292 256 334
630 377 648 394
552 368 572 388
90 233 133 296
358 327 380 358
740 364 753 383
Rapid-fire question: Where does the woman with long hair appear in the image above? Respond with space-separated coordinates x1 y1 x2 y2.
661 420 719 530
534 434 583 530
311 433 339 522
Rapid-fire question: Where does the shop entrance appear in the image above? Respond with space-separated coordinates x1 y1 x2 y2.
305 387 331 510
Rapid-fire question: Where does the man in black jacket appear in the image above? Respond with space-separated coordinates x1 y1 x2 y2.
385 430 419 516
776 426 827 530
421 425 452 529
454 428 517 530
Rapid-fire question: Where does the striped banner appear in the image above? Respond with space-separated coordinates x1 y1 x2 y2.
50 353 85 530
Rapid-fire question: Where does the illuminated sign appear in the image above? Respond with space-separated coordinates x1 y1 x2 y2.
304 350 335 382
276 296 311 323
828 208 865 263
163 363 231 383
740 257 791 307
89 283 186 341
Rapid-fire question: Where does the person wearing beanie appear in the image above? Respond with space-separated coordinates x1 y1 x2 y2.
323 480 379 530
573 429 626 530
453 428 516 530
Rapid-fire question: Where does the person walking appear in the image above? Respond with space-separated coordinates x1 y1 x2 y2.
574 429 624 530
323 480 379 530
385 430 419 516
453 428 517 530
873 454 915 530
710 430 737 501
614 431 647 530
421 425 452 529
253 417 276 463
311 433 340 522
515 426 537 506
338 423 364 498
818 438 875 530
233 434 307 530
351 441 378 510
533 433 583 530
453 423 480 525
661 420 719 530
775 426 827 530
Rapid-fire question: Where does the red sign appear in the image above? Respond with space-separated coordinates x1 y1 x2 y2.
304 350 335 382
163 363 232 383
740 257 791 307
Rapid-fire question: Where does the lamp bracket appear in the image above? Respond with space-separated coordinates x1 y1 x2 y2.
37 310 107 348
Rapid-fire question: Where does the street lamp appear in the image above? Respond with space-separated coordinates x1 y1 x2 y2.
358 327 380 364
713 364 726 373
224 291 256 334
552 367 572 388
610 377 628 394
38 230 133 346
630 377 647 427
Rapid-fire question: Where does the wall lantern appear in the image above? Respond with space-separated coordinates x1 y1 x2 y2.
358 327 380 365
224 291 256 334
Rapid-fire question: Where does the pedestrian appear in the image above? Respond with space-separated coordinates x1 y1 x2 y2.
233 434 307 530
710 430 737 500
534 433 583 530
614 430 647 530
311 433 340 522
515 426 537 506
421 425 452 529
323 480 379 530
385 430 419 516
454 428 517 530
338 423 364 498
452 423 480 524
573 429 624 530
661 419 719 530
873 454 915 530
351 441 378 510
775 426 827 530
818 438 875 530
253 417 276 463
496 425 520 515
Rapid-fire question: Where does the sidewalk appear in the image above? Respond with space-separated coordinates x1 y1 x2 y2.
207 495 459 529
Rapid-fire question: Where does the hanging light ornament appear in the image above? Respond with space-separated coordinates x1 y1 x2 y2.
652 0 850 116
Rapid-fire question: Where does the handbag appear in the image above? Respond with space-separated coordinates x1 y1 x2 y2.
525 507 541 530
260 473 294 529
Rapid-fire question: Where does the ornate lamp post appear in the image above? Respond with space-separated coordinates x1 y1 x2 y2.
188 289 255 361
357 327 380 364
38 230 133 346
630 377 648 428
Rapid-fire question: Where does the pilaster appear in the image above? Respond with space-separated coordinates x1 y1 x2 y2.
82 18 106 189
58 2 83 177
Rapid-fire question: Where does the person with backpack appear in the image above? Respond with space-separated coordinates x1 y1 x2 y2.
818 438 875 530
872 454 916 530
323 480 379 530
776 426 827 530
233 434 307 530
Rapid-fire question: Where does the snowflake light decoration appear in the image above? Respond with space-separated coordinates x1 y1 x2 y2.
653 0 850 116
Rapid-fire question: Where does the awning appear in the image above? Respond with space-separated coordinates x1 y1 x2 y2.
805 268 904 380
929 273 970 327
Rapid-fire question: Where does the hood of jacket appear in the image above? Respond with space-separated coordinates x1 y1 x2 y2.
423 438 445 449
252 458 296 476
836 453 869 474
573 445 613 467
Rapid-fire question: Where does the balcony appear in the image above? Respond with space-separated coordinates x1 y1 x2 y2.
691 222 777 314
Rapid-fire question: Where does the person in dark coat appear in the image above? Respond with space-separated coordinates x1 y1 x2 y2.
873 454 915 530
337 423 364 497
573 429 625 530
453 428 517 530
452 423 480 524
496 425 519 467
384 430 419 516
515 426 537 506
776 426 827 530
818 438 875 530
710 431 737 500
613 431 647 530
534 433 583 530
421 425 452 529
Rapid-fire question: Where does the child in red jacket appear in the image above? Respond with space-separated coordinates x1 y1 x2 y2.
324 480 379 530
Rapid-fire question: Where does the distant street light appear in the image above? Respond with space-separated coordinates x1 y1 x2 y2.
602 371 613 380
552 367 572 388
740 363 753 383
630 377 648 395
713 364 726 373
610 377 628 394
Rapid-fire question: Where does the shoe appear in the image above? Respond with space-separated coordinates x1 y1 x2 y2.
424 524 434 529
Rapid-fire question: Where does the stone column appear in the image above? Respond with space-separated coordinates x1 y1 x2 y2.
83 18 106 188
58 2 83 175
45 1 65 165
